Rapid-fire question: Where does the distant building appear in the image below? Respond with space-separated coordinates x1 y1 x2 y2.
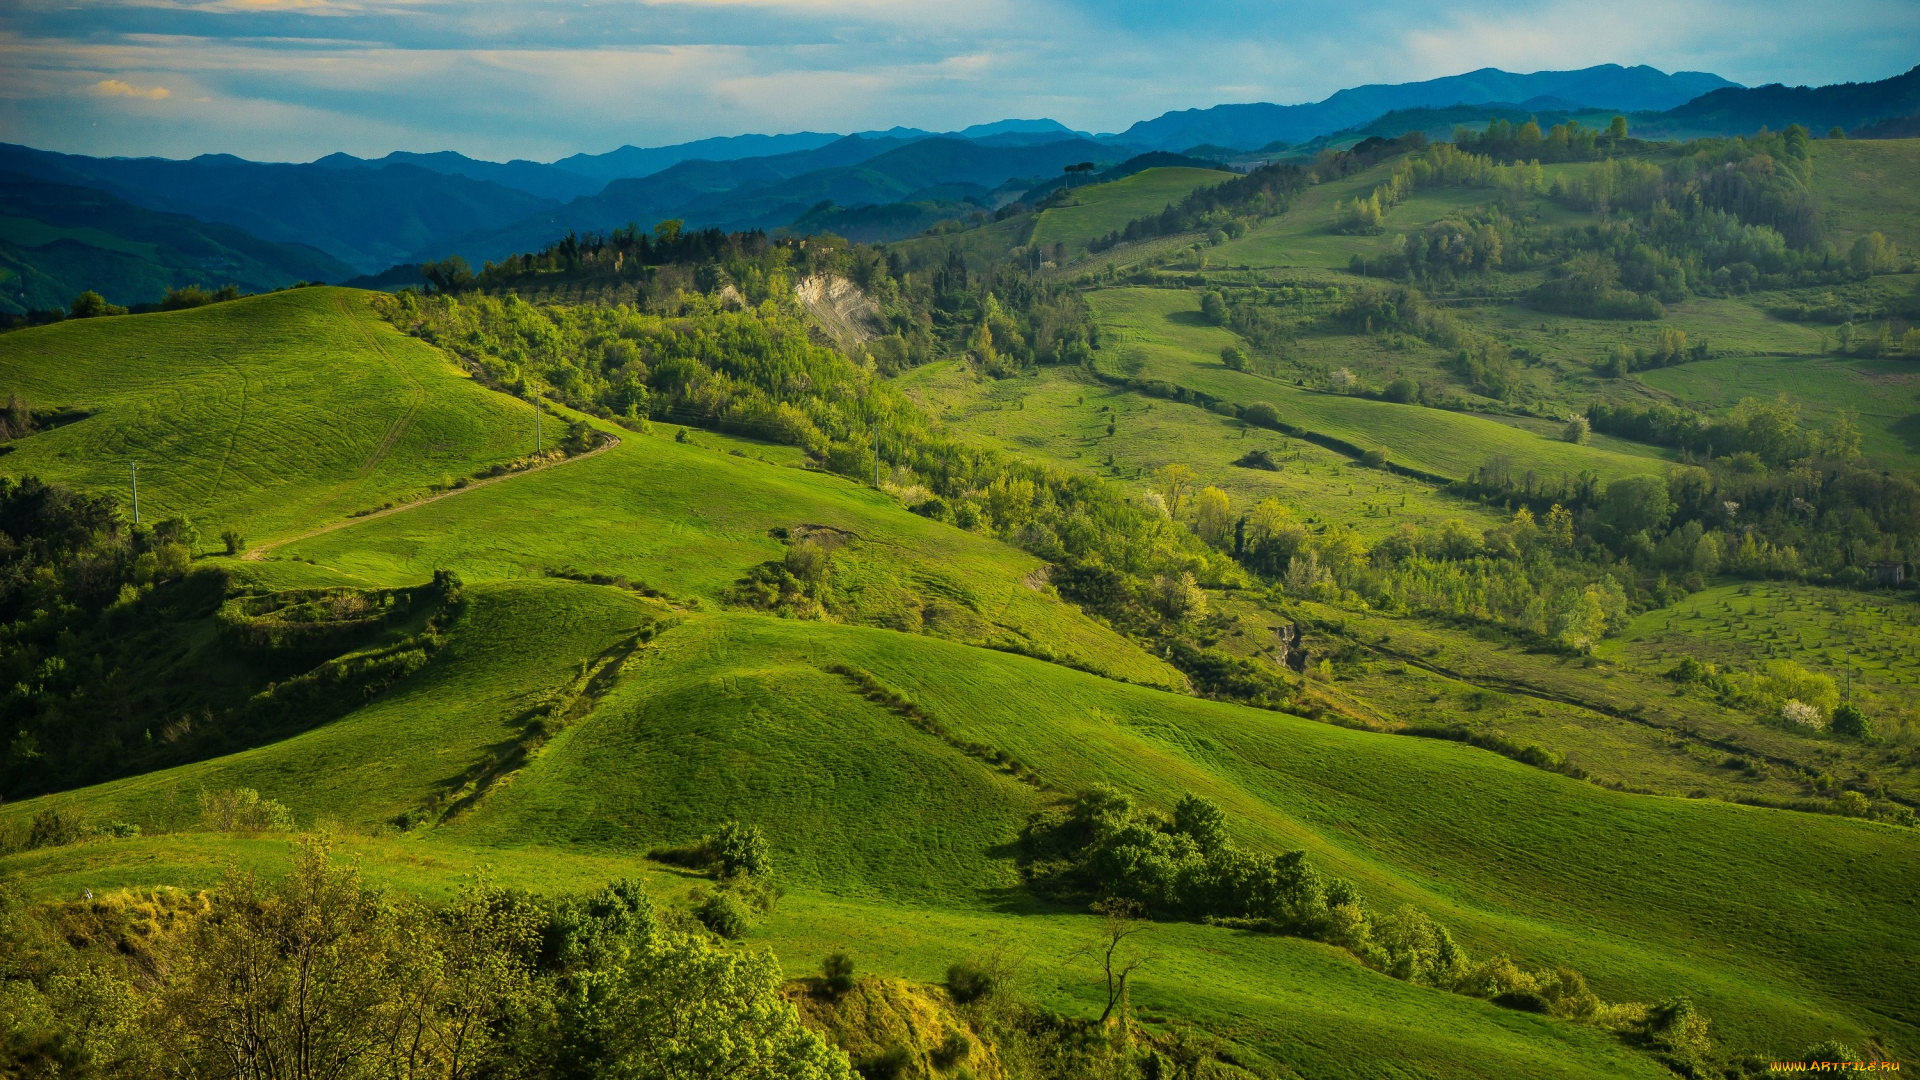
1868 561 1906 586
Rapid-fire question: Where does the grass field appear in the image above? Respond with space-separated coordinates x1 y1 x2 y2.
1605 580 1920 728
1640 352 1920 469
266 410 1184 689
1087 286 1672 482
899 359 1511 539
1030 168 1236 257
0 288 535 546
1811 138 1920 253
8 608 1916 1067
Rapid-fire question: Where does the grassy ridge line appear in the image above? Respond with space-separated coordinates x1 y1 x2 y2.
273 416 1186 689
0 288 535 543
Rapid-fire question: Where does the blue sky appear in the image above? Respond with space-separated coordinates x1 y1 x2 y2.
2 0 1914 163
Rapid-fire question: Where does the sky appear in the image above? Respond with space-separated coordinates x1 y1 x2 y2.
2 0 1915 163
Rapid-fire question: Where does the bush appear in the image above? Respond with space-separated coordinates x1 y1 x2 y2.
1562 415 1591 444
27 806 85 849
1830 702 1873 739
1241 401 1282 429
822 951 856 996
199 787 295 833
1220 345 1250 371
1359 447 1390 469
947 961 996 1003
696 892 752 939
69 291 127 319
221 527 247 556
930 1031 972 1070
855 1044 912 1080
1383 376 1419 403
712 820 772 878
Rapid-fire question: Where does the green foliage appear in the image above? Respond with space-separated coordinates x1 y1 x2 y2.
1829 702 1873 740
67 291 126 319
159 284 240 311
945 961 995 1004
822 950 856 996
696 892 752 939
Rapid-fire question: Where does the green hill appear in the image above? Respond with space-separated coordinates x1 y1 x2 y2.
0 287 535 545
1810 138 1920 253
1031 167 1236 256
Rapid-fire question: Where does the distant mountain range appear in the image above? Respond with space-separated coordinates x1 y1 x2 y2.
9 62 1920 304
1107 65 1740 151
0 173 352 314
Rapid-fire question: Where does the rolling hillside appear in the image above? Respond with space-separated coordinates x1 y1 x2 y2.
1031 167 1237 256
0 288 534 543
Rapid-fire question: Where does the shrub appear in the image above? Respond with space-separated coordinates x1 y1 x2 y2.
221 527 247 555
947 961 996 1003
1562 415 1591 444
1829 702 1873 739
69 291 127 319
199 788 295 833
822 951 856 996
696 892 751 939
27 806 85 849
930 1031 972 1070
1383 376 1419 403
855 1044 912 1080
1781 700 1824 728
712 820 772 878
1241 401 1282 429
1359 447 1390 469
1220 345 1250 371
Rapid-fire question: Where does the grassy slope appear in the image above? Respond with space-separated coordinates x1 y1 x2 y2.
0 288 533 545
1811 138 1920 253
898 358 1510 539
1087 286 1670 482
1641 351 1920 469
1030 168 1236 255
1605 579 1920 727
9 611 1915 1067
269 415 1182 689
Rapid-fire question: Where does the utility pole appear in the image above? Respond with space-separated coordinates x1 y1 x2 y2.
129 461 140 525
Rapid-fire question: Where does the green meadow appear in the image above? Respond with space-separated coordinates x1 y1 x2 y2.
0 287 534 545
9 135 1920 1080
1031 167 1237 256
1087 285 1670 482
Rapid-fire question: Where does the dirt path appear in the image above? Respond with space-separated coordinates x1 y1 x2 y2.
244 432 621 560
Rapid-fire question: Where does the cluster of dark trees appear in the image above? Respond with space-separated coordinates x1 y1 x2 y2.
0 475 471 799
1453 115 1634 163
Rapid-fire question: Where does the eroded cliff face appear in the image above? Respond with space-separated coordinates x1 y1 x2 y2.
794 273 882 353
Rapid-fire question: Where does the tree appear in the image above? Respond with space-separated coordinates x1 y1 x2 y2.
68 291 126 319
1087 898 1153 1026
1600 475 1672 535
421 255 475 294
1608 115 1628 140
1383 376 1419 403
1193 486 1232 547
1562 415 1591 444
1171 794 1227 854
1157 464 1195 519
1849 232 1898 275
1199 291 1227 325
1830 702 1873 740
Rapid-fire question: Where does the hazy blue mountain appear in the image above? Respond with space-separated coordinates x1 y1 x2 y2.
1109 64 1739 150
313 151 604 202
1655 64 1920 135
0 173 353 313
554 132 850 182
0 144 557 273
415 136 1116 264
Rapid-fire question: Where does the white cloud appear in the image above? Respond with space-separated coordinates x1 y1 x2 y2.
91 77 172 97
